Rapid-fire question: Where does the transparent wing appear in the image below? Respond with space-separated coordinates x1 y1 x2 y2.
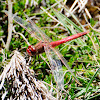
44 44 81 89
50 47 81 85
13 14 52 43
44 45 64 89
13 15 41 41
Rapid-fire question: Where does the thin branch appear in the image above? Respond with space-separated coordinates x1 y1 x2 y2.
5 0 13 50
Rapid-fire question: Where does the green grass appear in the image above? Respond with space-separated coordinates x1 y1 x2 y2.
0 0 100 99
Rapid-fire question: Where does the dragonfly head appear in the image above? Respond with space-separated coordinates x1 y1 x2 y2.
27 45 36 56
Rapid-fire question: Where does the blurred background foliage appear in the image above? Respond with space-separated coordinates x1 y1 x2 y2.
0 0 100 99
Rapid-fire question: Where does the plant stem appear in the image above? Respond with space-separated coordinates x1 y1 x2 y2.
5 0 13 50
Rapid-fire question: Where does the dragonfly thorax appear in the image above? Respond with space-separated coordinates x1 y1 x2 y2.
27 41 45 56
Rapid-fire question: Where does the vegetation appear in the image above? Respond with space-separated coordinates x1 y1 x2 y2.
0 0 100 99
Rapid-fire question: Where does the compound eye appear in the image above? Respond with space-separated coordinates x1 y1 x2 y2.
27 45 36 56
27 48 32 56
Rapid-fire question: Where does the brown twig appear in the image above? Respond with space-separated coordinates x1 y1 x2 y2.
5 0 13 50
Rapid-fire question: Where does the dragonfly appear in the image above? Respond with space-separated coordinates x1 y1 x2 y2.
6 11 89 89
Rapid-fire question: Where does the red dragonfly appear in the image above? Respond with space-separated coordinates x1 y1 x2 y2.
11 13 89 89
